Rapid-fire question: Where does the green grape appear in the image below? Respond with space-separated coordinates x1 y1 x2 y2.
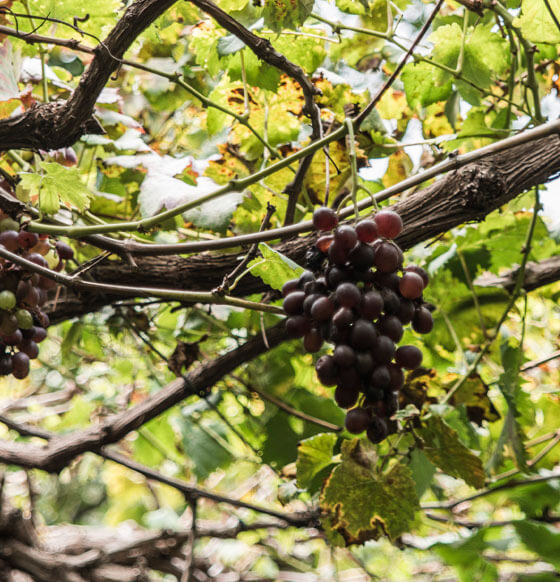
0 290 16 310
16 309 33 330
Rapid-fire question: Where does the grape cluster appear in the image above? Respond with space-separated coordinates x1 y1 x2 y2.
0 214 73 379
282 208 433 444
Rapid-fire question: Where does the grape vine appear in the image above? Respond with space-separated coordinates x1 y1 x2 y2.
283 209 433 443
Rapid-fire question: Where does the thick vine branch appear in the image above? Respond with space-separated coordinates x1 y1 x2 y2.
0 0 178 151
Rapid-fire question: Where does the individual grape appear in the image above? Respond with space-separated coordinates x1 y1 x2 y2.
282 279 299 297
334 225 358 250
24 287 39 308
16 280 31 302
15 309 33 330
0 290 16 310
355 219 378 243
0 230 20 252
367 416 389 443
0 353 12 375
373 335 395 364
0 313 18 335
313 207 338 231
329 324 350 345
310 296 335 321
371 365 391 390
32 327 47 343
373 271 400 292
381 288 400 315
304 279 327 296
334 384 359 408
395 345 423 369
55 241 74 260
351 319 378 350
316 355 338 386
285 315 310 338
328 241 349 266
348 243 375 269
373 241 400 273
374 210 403 239
332 306 354 329
333 344 356 368
337 367 362 392
405 264 429 288
412 306 434 334
387 363 405 390
25 253 48 268
2 329 23 346
355 351 374 375
397 299 415 325
20 340 38 359
0 218 19 232
17 231 38 250
283 291 306 316
303 329 323 353
335 282 361 308
364 385 384 402
345 407 372 434
327 266 350 289
12 351 30 379
35 310 50 329
360 290 383 320
377 315 403 343
303 293 321 317
298 271 315 288
399 272 424 299
316 234 334 253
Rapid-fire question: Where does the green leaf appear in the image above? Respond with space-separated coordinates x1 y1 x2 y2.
419 414 485 488
247 243 304 291
296 433 337 489
19 162 93 215
401 62 452 108
515 0 560 44
514 520 560 568
263 0 315 32
320 439 419 545
409 449 436 498
61 321 84 357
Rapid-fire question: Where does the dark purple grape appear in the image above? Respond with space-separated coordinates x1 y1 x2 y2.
35 310 50 328
348 243 375 269
412 306 434 334
303 293 321 316
335 282 361 308
399 272 424 299
313 207 338 231
365 385 384 402
283 291 305 315
316 355 338 386
333 344 356 367
16 280 31 302
405 264 429 288
395 345 423 369
355 351 374 375
282 278 299 297
373 271 400 292
304 279 327 296
310 297 335 321
298 271 315 288
0 230 20 252
18 231 38 250
25 253 48 268
32 327 47 343
371 365 391 390
332 307 354 330
397 299 415 324
328 241 349 265
374 210 402 239
351 319 378 350
356 219 378 243
0 353 12 375
373 241 400 273
24 287 39 308
367 416 388 443
55 241 74 260
20 340 38 359
381 288 400 315
377 315 403 343
0 313 18 335
38 276 56 290
337 367 362 391
329 324 350 344
360 290 383 320
387 363 405 390
373 335 395 364
285 315 310 338
334 384 359 408
345 407 372 434
303 329 323 353
334 225 358 250
2 329 23 346
316 235 334 253
37 288 48 306
385 391 399 416
12 351 30 379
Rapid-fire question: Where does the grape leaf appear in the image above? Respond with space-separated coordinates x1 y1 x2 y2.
320 439 419 545
296 433 337 489
19 162 93 215
247 243 304 291
402 62 452 108
0 40 21 101
419 414 485 488
262 0 314 32
515 0 560 44
514 520 560 568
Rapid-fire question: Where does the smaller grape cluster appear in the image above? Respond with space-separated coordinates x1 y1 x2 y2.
0 214 73 379
282 208 433 443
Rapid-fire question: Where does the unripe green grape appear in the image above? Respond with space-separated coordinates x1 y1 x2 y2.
0 290 16 310
16 309 33 330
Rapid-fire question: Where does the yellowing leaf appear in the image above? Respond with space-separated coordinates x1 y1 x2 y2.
515 0 560 44
320 439 419 545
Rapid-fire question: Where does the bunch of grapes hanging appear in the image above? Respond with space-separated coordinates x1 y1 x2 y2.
282 208 433 444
